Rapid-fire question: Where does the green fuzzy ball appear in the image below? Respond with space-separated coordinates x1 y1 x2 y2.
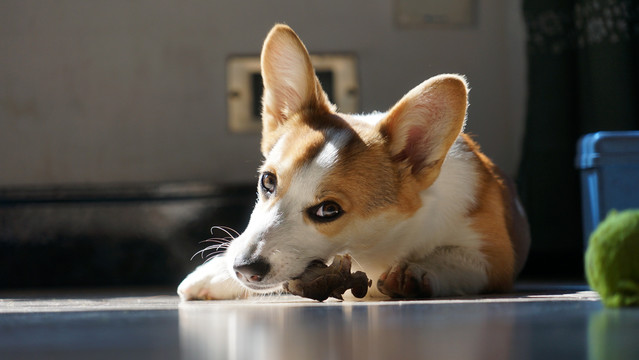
586 209 639 307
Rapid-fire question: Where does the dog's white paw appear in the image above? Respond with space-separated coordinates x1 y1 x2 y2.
177 255 246 301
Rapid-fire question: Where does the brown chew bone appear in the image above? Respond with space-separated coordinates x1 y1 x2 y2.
283 254 372 302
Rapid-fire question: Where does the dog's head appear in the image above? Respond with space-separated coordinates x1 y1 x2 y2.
226 24 469 292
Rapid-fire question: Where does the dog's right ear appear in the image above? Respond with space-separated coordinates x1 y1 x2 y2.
259 24 332 155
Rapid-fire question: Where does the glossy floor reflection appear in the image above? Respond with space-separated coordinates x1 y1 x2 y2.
1 287 639 360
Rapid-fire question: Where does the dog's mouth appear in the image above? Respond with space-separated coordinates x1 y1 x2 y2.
240 282 282 292
237 259 327 292
236 274 286 292
291 259 327 280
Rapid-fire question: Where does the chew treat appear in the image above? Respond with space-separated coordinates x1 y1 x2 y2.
284 254 372 301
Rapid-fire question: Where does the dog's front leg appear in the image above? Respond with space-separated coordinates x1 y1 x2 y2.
177 255 247 300
376 246 490 299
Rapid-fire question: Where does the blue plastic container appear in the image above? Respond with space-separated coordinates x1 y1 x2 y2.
576 131 639 247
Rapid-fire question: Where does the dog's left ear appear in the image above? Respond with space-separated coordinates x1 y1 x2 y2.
378 74 468 188
260 24 333 155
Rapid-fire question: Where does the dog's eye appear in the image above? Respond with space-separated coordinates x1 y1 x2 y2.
308 201 343 223
260 172 277 195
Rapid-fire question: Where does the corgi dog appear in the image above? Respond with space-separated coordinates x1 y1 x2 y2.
178 24 530 300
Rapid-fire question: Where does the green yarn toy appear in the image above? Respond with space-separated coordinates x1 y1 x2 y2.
585 209 639 307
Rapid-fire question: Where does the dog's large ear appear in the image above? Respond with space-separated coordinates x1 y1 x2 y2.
260 24 333 155
378 74 468 188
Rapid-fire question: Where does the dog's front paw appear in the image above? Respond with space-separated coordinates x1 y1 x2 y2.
177 256 246 301
377 263 432 299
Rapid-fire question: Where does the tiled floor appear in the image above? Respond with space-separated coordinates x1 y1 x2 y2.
1 285 638 360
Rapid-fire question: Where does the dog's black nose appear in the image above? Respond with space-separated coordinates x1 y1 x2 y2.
233 257 271 283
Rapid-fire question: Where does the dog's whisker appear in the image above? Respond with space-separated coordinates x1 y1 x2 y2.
207 243 229 251
240 287 251 300
210 225 240 239
203 244 229 254
349 254 364 270
202 247 226 256
188 223 239 263
190 248 209 261
190 245 224 261
190 234 232 261
200 237 233 244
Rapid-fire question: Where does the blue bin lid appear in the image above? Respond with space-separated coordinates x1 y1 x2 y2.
576 131 639 169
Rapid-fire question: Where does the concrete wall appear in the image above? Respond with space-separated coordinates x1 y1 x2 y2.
0 0 526 187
